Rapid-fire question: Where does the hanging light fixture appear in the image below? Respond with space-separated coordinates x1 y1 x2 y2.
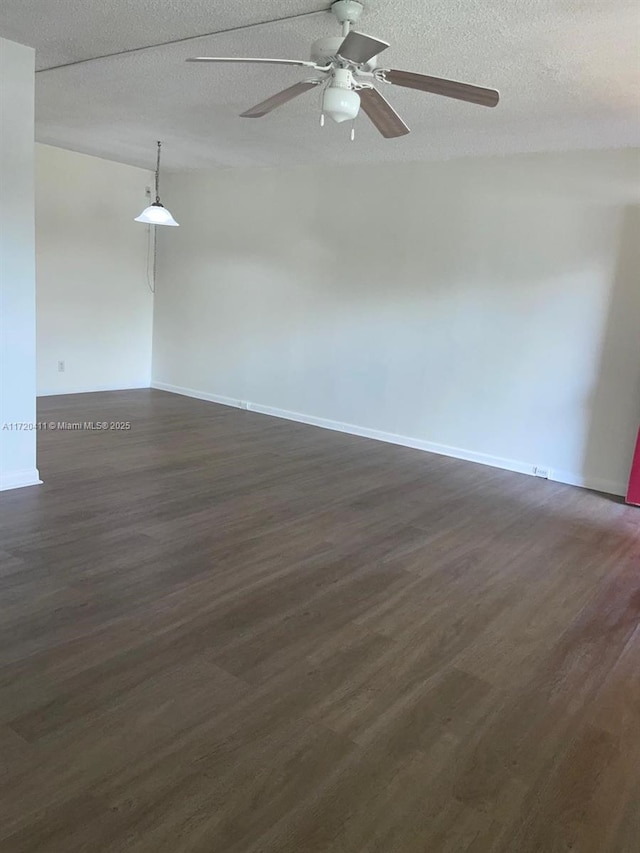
135 141 179 227
322 69 361 124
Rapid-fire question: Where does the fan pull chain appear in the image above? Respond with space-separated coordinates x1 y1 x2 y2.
320 113 325 127
350 122 355 142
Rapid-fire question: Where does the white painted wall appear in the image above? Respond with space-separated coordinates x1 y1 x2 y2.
0 37 40 491
36 144 154 395
152 149 640 496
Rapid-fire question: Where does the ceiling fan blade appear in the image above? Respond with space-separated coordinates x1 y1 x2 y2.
240 80 322 118
385 69 500 107
359 87 410 138
338 31 390 65
187 57 321 68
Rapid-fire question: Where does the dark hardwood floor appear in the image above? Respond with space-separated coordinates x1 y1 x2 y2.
0 389 638 852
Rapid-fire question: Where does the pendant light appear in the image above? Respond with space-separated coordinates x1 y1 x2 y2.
135 141 179 227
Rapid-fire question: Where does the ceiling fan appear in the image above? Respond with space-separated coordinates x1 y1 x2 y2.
187 0 499 139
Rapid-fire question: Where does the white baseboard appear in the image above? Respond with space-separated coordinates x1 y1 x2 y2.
546 468 626 498
152 381 243 410
38 383 150 397
151 381 627 497
0 468 43 492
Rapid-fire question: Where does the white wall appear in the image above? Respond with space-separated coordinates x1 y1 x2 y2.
36 144 153 395
152 149 640 496
0 37 40 491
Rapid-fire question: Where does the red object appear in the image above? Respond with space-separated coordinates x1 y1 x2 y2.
626 429 640 505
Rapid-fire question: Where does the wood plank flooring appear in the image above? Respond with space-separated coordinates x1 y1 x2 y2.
0 388 638 852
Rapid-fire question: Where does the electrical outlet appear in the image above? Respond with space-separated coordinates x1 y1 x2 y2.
533 466 550 479
57 360 65 373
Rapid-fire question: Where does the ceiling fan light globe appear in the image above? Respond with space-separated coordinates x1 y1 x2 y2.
322 86 361 123
135 202 180 227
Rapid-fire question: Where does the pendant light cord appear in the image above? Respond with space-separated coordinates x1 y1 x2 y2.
146 140 169 291
155 141 162 204
36 8 329 74
146 225 157 294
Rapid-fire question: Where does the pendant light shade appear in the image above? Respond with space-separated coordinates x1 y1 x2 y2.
135 141 179 227
135 202 179 226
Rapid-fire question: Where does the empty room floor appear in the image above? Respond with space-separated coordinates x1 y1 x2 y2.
0 389 638 852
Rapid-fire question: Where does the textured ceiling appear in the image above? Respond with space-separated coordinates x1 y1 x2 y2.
2 0 639 169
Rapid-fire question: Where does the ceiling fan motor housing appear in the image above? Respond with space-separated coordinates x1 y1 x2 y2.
311 36 345 66
311 36 381 71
